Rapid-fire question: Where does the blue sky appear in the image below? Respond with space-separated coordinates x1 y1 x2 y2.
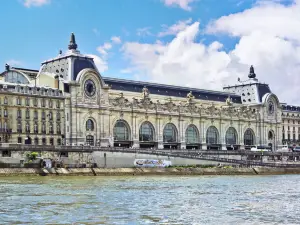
1 0 254 73
1 0 300 104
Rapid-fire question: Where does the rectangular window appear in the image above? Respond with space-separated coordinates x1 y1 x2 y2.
34 98 38 107
56 101 60 108
2 151 11 157
42 111 46 120
34 111 38 119
26 97 30 106
26 109 30 119
42 99 45 107
4 109 7 117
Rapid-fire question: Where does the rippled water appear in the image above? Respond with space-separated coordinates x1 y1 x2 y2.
0 175 299 224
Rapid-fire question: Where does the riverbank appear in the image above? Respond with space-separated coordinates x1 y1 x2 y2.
1 167 300 176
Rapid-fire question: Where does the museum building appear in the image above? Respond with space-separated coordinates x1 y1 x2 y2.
0 33 297 150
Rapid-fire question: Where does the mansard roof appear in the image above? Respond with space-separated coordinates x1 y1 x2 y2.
282 104 300 112
103 77 242 103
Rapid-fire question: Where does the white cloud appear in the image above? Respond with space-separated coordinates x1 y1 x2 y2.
121 1 300 104
136 27 152 37
86 54 108 73
96 42 112 56
23 0 50 7
111 36 121 44
162 0 196 11
158 18 193 37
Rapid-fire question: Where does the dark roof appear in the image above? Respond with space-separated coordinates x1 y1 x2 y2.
11 67 39 72
103 77 242 103
282 105 300 112
73 58 95 80
257 83 271 102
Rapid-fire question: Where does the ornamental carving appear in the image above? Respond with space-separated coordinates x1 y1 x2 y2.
204 103 220 116
135 97 156 111
141 86 150 99
186 91 195 103
109 92 132 109
162 98 178 112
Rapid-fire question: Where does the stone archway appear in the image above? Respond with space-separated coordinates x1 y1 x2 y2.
268 130 275 151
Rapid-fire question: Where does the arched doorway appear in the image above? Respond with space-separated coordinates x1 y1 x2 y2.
139 122 155 148
113 120 131 147
25 136 32 145
206 126 220 150
268 130 275 151
225 127 238 150
163 123 179 149
86 135 94 146
185 125 200 149
244 128 255 149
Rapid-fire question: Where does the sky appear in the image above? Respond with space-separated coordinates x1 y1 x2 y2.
1 0 300 104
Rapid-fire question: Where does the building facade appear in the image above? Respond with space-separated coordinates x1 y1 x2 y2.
0 33 292 150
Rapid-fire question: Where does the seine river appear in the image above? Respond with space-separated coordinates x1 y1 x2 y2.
0 175 299 225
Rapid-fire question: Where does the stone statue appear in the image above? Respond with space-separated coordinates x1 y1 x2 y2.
142 86 150 98
187 91 194 102
226 96 233 106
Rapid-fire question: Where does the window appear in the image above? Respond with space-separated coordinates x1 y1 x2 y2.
114 120 130 141
293 133 296 141
25 122 30 133
50 138 54 145
57 138 62 145
34 123 38 133
18 137 22 144
25 97 30 106
283 133 285 140
139 122 154 142
34 98 38 107
16 97 21 105
244 129 255 145
4 109 7 117
86 119 94 131
34 111 38 120
49 100 53 108
42 122 46 134
2 150 11 157
49 112 53 120
17 122 22 133
34 138 39 145
57 124 61 134
42 99 45 107
49 123 53 134
57 112 60 121
185 125 199 144
225 127 237 145
42 138 46 145
17 109 22 118
288 133 291 140
206 126 219 144
42 111 45 120
163 123 177 143
26 109 30 119
56 101 60 108
4 97 7 105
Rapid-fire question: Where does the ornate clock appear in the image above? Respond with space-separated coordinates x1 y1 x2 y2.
84 79 96 97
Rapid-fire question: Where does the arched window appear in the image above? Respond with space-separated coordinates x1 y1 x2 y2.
185 125 199 144
268 131 274 140
163 123 177 143
34 138 39 145
86 135 94 146
225 127 238 145
139 122 155 142
113 120 130 141
86 119 94 131
206 126 219 144
4 71 30 84
244 128 255 145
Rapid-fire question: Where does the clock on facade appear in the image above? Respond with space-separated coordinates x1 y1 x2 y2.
268 101 275 115
84 79 96 97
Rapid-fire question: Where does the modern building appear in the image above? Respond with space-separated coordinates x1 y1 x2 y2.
0 33 296 150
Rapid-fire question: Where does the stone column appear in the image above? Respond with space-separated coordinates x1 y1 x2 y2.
201 120 207 150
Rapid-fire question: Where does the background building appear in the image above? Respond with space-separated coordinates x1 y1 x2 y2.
0 33 291 150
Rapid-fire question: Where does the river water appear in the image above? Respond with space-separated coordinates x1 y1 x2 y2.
0 175 299 225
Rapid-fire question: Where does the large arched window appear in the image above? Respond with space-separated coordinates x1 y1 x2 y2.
244 128 255 145
113 120 130 141
4 71 30 84
139 122 155 142
206 126 219 144
163 123 177 143
86 135 94 146
185 125 199 144
86 119 94 131
225 127 238 145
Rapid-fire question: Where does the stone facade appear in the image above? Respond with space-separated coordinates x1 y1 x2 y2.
0 33 291 151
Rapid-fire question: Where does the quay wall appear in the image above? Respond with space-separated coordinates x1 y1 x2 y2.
1 167 300 176
0 151 229 168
